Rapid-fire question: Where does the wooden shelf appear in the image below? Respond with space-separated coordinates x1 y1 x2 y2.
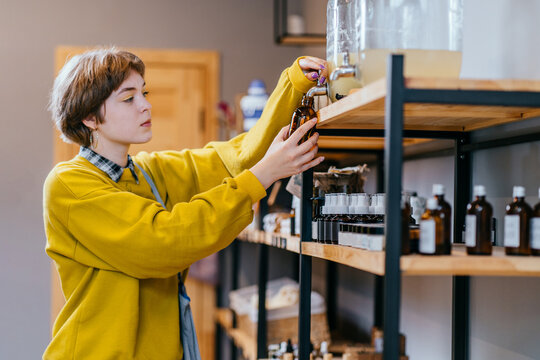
318 77 540 132
239 230 540 276
318 136 430 151
279 35 326 45
238 229 301 253
216 308 256 360
302 243 540 277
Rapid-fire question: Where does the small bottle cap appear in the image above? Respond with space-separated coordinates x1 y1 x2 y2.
473 185 486 197
358 193 370 206
320 341 328 354
433 184 445 195
513 186 525 198
335 193 349 214
427 198 438 210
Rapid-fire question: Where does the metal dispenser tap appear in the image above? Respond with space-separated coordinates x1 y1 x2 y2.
329 51 357 83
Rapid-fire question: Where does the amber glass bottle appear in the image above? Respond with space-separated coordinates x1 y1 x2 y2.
530 187 540 256
420 198 445 255
465 185 493 255
288 95 317 143
432 184 452 254
401 194 412 255
504 186 532 256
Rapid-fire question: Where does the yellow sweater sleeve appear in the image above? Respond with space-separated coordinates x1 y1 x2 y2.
134 58 316 203
45 167 265 279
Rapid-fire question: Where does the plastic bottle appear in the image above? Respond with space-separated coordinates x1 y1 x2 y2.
433 184 452 254
505 186 532 256
420 198 445 255
240 79 268 132
465 185 493 255
532 187 540 256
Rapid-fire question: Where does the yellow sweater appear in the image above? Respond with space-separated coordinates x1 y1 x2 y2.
43 58 314 360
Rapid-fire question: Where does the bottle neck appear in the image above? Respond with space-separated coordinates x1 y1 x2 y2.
476 195 485 201
301 95 313 107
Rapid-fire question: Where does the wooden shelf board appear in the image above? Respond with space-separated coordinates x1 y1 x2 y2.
302 242 386 275
401 245 540 277
279 35 326 45
318 77 540 132
302 242 540 277
319 136 431 150
238 229 300 253
216 308 256 360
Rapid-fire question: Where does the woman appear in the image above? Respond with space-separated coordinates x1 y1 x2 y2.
43 47 326 359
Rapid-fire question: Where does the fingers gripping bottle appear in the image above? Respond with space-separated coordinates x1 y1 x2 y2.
288 94 317 143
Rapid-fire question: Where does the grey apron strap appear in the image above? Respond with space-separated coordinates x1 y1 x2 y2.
134 162 202 360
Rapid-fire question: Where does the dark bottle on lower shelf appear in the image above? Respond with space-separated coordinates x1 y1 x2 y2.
420 198 445 255
531 187 540 256
330 193 351 245
401 194 412 255
433 184 452 255
504 186 532 256
465 185 493 255
312 187 323 242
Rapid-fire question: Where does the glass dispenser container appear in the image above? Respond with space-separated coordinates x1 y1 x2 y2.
326 0 363 102
356 0 464 86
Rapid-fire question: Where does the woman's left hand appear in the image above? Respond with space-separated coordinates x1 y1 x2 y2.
299 56 328 85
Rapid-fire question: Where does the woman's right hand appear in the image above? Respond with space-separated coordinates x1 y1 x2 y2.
249 119 324 189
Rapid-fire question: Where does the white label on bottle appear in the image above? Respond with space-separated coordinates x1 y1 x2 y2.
420 219 436 254
465 215 477 247
504 215 520 248
531 218 540 250
312 221 318 240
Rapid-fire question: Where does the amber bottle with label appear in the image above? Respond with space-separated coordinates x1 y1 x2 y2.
530 187 540 256
420 198 445 255
433 184 452 254
504 186 532 256
465 185 493 255
288 95 317 143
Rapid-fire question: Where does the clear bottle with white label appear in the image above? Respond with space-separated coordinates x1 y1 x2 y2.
420 198 445 255
465 185 493 255
504 186 532 256
531 187 540 256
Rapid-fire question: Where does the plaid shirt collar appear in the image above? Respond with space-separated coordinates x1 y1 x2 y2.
79 146 139 184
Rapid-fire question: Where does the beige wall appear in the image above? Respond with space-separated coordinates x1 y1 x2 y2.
0 1 305 357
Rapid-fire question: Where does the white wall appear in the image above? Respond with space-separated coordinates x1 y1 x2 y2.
299 1 540 359
0 1 305 358
400 1 540 359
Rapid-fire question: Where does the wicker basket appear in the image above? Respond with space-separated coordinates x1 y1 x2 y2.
237 312 330 345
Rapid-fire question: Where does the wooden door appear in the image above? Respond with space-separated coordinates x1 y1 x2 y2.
51 46 219 360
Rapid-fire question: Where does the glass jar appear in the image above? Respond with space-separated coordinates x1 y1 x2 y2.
356 0 464 86
326 0 363 102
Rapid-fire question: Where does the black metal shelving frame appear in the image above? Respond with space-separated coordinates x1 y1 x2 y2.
219 54 540 360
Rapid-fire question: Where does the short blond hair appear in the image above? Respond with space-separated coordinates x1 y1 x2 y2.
49 48 145 147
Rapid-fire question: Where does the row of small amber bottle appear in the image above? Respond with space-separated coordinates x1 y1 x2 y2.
416 185 540 256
